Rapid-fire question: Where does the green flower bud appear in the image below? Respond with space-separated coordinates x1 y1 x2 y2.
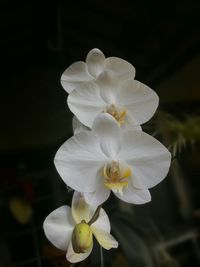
72 221 93 253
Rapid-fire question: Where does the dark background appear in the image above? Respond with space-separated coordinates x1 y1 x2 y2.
0 1 200 266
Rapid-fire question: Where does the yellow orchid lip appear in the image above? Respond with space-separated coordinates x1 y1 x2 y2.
72 221 93 253
103 161 132 195
105 104 127 125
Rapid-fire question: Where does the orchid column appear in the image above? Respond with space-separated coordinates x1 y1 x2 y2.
43 48 171 264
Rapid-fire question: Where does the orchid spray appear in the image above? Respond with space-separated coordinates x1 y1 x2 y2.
43 49 171 264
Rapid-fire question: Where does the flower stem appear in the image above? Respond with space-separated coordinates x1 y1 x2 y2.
88 205 102 225
100 245 104 267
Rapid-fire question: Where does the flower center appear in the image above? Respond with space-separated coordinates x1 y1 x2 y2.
105 104 127 125
103 161 131 195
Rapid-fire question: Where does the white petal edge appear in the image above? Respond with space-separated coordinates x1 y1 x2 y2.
92 208 111 233
113 183 151 204
117 79 159 124
105 56 136 81
92 113 122 158
68 82 106 128
66 240 93 263
61 61 93 93
91 226 118 250
119 130 171 189
43 206 74 251
54 131 107 192
84 183 110 207
86 48 105 78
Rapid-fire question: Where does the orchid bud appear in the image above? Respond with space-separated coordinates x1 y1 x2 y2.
72 221 93 253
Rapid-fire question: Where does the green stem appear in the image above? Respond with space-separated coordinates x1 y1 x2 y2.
88 205 102 225
100 245 104 267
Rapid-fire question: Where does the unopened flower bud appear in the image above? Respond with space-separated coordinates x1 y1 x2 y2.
72 221 93 253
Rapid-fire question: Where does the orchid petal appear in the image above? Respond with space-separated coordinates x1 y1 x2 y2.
43 206 74 251
92 113 121 158
119 130 171 189
113 183 151 204
86 48 105 78
66 240 93 263
105 56 136 80
83 173 110 207
61 61 92 93
92 208 111 233
54 131 107 192
72 191 90 224
72 116 89 134
68 82 106 128
121 112 142 131
91 227 118 250
117 80 159 124
83 170 110 206
84 184 110 206
96 70 118 103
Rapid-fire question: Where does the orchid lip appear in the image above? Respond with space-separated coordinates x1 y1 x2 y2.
72 222 93 254
103 161 132 195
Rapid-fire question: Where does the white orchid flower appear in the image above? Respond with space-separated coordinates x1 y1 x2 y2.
68 70 157 130
54 114 171 206
61 48 135 93
43 191 118 263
